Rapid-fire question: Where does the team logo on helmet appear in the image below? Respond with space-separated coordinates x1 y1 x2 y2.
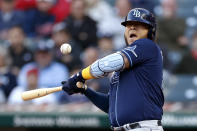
133 9 141 17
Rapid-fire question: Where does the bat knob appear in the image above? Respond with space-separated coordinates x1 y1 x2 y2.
76 82 83 88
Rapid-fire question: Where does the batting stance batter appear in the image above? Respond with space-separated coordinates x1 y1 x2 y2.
62 8 164 131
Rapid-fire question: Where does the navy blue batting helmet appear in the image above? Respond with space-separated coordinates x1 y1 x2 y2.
121 8 156 41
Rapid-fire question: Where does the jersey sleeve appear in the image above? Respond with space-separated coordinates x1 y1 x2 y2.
84 88 109 113
121 39 159 67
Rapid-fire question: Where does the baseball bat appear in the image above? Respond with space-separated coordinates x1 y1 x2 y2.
21 82 84 101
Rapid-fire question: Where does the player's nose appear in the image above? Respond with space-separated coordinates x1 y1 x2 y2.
129 24 136 30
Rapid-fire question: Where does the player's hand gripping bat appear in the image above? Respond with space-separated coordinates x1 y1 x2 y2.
21 82 84 101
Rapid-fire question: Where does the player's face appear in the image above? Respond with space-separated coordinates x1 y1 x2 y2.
124 21 149 45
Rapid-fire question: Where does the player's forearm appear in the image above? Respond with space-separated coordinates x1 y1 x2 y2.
81 52 124 80
84 88 109 113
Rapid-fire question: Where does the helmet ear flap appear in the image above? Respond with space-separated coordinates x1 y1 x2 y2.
148 27 156 41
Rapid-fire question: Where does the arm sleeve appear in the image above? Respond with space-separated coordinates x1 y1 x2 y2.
121 39 158 68
84 88 109 113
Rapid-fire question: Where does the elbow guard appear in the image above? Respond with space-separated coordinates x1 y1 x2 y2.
90 52 124 78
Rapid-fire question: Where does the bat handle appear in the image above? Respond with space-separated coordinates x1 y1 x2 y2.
76 82 87 90
76 82 83 88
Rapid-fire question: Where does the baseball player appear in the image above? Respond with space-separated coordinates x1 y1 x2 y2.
62 8 164 131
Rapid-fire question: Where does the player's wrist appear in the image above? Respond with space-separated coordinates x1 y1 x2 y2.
76 71 85 82
81 66 95 80
79 84 88 94
70 71 85 84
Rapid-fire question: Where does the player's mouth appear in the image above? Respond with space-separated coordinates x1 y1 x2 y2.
128 33 138 42
130 34 137 38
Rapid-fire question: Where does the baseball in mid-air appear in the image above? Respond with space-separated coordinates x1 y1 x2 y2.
60 43 72 54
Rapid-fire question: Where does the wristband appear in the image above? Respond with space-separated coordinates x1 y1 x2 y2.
81 66 95 80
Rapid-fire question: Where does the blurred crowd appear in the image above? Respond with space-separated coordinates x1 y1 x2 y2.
0 0 197 111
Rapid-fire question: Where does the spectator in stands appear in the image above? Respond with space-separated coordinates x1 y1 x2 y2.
7 26 33 76
51 22 82 71
47 0 71 23
85 0 115 36
15 0 71 23
86 0 131 50
129 0 157 13
0 0 25 41
23 0 55 38
85 0 135 51
15 0 36 10
86 0 114 22
0 45 17 101
18 40 69 100
157 0 189 71
8 68 57 104
64 0 97 50
82 47 99 68
97 33 114 58
110 0 131 50
174 31 197 74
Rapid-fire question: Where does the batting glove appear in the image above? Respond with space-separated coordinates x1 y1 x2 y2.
61 72 86 95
